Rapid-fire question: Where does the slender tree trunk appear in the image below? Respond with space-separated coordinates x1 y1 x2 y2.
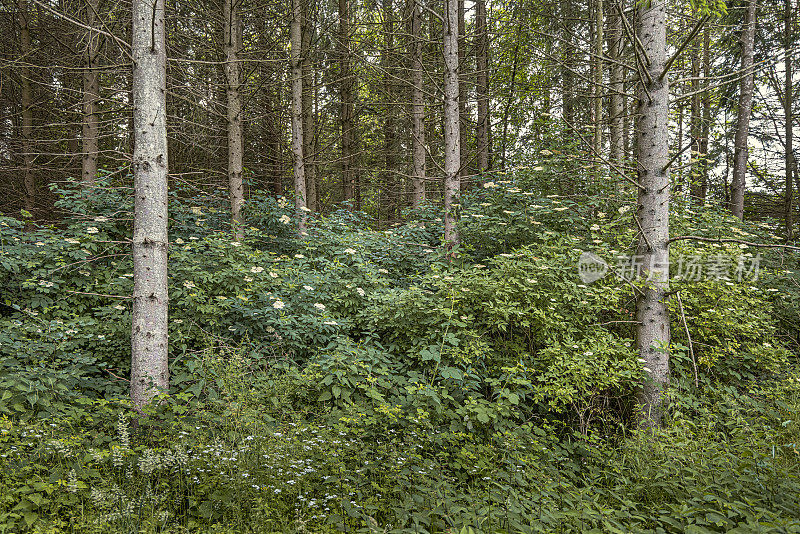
291 0 307 233
338 0 356 206
131 0 169 409
730 0 757 220
302 3 317 212
784 0 793 239
18 0 35 215
592 0 604 168
223 0 244 239
634 0 670 427
444 0 460 246
82 0 100 187
458 0 467 188
608 8 624 175
700 26 710 201
382 0 396 220
689 12 703 202
475 0 490 174
410 0 426 206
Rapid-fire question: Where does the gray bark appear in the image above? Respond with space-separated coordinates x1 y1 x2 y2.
593 0 604 165
444 0 460 245
475 0 490 174
338 0 356 206
223 0 244 239
634 0 670 427
302 6 317 212
730 0 757 220
291 0 307 233
18 0 35 215
410 0 426 206
131 0 169 409
608 8 624 173
82 0 100 187
785 0 793 239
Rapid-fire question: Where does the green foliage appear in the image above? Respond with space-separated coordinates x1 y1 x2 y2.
1 178 800 532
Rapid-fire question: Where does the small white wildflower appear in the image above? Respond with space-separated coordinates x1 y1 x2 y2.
175 238 185 244
590 224 600 231
65 238 80 244
378 268 389 274
273 300 285 309
270 272 278 278
250 266 264 273
183 281 196 289
300 206 312 212
313 303 326 311
323 320 338 326
303 285 314 291
343 248 357 254
231 241 241 247
356 287 366 297
279 214 291 224
86 226 99 234
294 254 305 259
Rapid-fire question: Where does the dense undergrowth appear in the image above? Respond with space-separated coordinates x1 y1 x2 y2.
1 171 800 532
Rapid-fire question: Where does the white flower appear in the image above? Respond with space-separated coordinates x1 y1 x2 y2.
183 281 196 289
270 272 278 278
356 287 365 297
250 266 264 273
279 214 291 225
540 149 553 156
65 238 80 244
343 248 357 254
618 206 630 214
323 320 338 326
231 241 241 247
314 303 326 311
86 227 99 234
483 181 498 189
294 254 305 259
216 296 227 301
273 300 285 309
175 238 185 244
378 268 389 274
191 207 203 214
590 224 600 231
303 285 314 291
300 206 312 212
244 276 253 282
533 166 544 171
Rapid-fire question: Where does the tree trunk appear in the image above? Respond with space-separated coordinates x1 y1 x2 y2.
634 0 670 427
302 3 317 212
223 0 244 239
689 12 703 202
458 0 467 188
338 0 356 206
784 0 793 239
410 0 426 207
608 7 624 175
18 0 35 216
82 0 100 187
592 0 604 169
700 25 710 201
444 0 460 246
382 0 396 220
730 0 757 220
131 0 169 409
291 0 307 233
475 0 490 174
